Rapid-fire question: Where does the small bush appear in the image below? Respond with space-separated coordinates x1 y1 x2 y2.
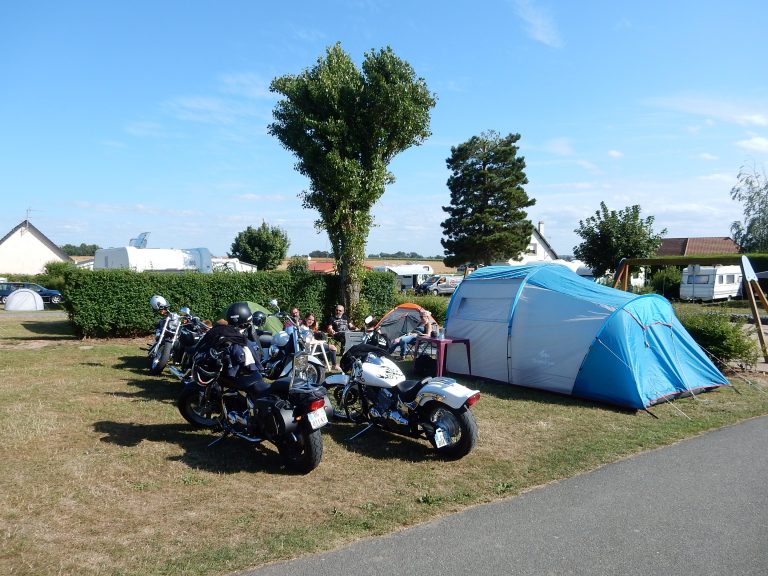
677 310 759 369
649 267 682 299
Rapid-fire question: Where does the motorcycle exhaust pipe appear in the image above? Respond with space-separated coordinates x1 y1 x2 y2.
168 366 185 380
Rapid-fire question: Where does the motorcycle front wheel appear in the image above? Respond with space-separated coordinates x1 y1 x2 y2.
426 404 478 460
149 341 172 375
177 385 221 429
276 429 323 474
340 383 365 423
304 363 326 387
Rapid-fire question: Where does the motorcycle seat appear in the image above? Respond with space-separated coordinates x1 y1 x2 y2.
396 379 423 402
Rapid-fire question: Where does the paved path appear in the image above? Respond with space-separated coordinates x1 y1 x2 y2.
242 416 768 576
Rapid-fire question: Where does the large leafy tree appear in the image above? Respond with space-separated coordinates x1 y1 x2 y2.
60 243 101 256
730 164 768 252
229 222 290 271
441 131 535 266
573 202 666 277
269 43 436 309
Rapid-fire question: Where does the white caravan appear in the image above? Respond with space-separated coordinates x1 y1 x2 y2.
680 265 742 301
94 247 214 273
372 264 434 292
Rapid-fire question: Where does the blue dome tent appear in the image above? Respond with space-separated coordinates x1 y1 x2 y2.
443 264 729 410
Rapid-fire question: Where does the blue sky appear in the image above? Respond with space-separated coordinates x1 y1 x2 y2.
2 1 767 259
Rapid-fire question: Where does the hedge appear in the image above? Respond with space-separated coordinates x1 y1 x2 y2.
62 269 398 338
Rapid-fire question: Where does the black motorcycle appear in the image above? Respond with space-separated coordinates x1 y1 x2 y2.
167 308 210 381
148 308 183 375
177 334 332 474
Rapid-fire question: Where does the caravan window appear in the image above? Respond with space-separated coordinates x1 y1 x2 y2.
725 274 737 284
686 275 710 285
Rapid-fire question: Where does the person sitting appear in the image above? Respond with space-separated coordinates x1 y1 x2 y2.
285 306 301 329
301 312 341 372
324 304 356 346
387 308 439 360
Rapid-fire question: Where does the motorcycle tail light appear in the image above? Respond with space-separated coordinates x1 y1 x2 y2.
465 392 480 407
307 399 325 412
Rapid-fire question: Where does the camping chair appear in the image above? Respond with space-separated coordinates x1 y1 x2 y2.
305 335 331 370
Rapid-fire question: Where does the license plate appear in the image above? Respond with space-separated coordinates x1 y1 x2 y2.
434 427 448 448
307 407 328 429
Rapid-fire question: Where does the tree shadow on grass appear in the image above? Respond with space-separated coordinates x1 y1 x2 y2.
92 420 294 475
105 376 182 404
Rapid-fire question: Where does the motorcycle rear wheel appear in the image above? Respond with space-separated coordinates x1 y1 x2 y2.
276 429 323 474
426 404 478 460
177 385 220 429
149 341 172 375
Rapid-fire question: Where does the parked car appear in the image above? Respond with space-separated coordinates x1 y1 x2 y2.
0 282 64 304
415 274 463 296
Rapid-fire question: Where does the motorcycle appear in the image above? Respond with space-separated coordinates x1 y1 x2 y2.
256 300 328 386
324 324 480 459
148 305 183 375
167 308 210 381
177 332 332 474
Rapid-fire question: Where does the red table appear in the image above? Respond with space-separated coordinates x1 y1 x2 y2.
414 335 471 377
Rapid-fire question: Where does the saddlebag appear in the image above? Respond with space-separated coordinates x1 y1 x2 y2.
254 395 294 437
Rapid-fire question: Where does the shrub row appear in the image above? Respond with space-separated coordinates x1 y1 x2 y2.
675 308 759 369
62 269 398 338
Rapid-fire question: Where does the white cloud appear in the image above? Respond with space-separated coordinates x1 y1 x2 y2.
608 150 623 158
648 96 768 127
513 0 563 48
699 153 719 161
736 136 768 153
219 73 274 99
698 172 735 183
164 96 265 125
545 137 573 156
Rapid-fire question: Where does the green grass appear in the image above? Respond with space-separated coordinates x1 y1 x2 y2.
2 310 768 575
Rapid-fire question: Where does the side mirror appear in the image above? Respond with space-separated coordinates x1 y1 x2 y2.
269 299 279 309
180 306 191 315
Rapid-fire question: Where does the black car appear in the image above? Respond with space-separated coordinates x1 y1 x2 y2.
0 282 64 304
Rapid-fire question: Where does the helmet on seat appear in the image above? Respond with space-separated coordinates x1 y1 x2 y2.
225 301 252 328
252 310 266 328
149 294 169 312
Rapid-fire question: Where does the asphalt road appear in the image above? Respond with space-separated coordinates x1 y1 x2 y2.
242 416 768 576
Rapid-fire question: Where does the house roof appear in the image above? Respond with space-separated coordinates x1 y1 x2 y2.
308 261 336 273
0 220 73 262
533 227 559 259
657 237 740 256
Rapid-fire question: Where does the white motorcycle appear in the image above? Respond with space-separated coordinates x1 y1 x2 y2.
324 338 480 459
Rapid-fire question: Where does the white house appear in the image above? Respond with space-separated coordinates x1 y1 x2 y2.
0 220 73 274
492 221 558 266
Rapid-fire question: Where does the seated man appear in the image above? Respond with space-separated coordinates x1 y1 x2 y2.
324 304 356 346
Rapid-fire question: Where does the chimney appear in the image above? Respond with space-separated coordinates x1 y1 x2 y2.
538 221 544 236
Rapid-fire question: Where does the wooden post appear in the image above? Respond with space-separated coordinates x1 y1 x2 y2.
745 280 768 361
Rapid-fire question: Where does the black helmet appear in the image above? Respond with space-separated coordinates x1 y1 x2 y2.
225 301 252 328
252 310 266 328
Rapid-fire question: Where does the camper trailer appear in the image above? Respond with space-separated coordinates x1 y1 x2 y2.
93 247 214 273
680 265 742 301
372 264 434 292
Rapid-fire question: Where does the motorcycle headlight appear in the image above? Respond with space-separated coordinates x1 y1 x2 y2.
269 344 279 357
